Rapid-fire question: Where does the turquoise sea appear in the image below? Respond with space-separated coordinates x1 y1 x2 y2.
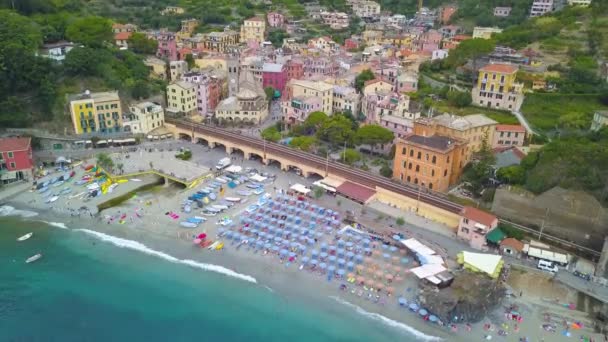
0 216 430 342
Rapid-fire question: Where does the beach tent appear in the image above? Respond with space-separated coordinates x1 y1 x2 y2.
410 264 447 279
250 174 267 182
457 251 504 279
225 165 243 173
400 238 436 256
486 228 506 245
290 183 311 195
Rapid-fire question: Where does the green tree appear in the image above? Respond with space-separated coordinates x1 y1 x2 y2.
380 164 393 177
341 148 361 165
66 16 112 47
447 90 472 108
264 86 275 101
0 10 42 53
96 152 115 171
446 38 495 68
355 69 375 92
268 29 288 48
261 126 281 142
185 53 195 69
354 124 394 152
462 137 496 196
127 32 158 54
317 114 356 146
64 47 101 75
496 165 526 185
290 136 317 152
130 80 151 100
303 111 328 131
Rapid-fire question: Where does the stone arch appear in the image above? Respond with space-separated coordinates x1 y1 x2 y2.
286 165 302 176
178 133 192 142
195 137 209 146
305 171 324 180
248 152 264 161
231 147 245 158
266 159 282 169
213 141 227 152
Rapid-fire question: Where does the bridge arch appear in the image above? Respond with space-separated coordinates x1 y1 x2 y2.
305 171 324 180
195 137 209 146
231 147 245 158
266 158 282 169
248 151 264 161
178 133 192 142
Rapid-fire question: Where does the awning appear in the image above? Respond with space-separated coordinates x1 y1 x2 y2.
320 177 343 188
410 264 447 279
225 165 243 173
336 181 376 204
250 174 267 182
400 238 436 256
486 228 506 244
457 251 504 278
290 183 311 195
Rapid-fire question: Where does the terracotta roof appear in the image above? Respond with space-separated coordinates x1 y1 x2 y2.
496 124 526 132
0 137 31 152
364 78 391 86
336 182 376 204
500 238 524 252
246 16 265 22
404 134 458 151
453 34 471 41
460 206 497 227
480 63 518 74
115 32 133 40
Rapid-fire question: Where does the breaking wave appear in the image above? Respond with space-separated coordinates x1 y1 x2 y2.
0 205 39 218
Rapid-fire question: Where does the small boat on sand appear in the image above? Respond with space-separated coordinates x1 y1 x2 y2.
208 241 220 250
26 253 42 263
45 196 59 203
215 242 224 250
17 232 33 241
179 221 197 228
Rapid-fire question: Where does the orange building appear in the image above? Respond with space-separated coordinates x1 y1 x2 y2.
440 5 457 24
393 134 465 193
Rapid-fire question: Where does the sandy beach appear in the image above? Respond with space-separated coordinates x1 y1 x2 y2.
4 163 604 342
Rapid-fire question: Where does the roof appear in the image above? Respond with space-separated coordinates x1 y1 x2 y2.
42 41 74 49
364 78 392 87
458 251 503 278
496 124 526 132
69 91 120 103
336 181 376 204
262 63 284 73
246 16 265 22
290 79 334 92
500 238 524 252
404 135 457 152
486 228 506 244
461 206 497 227
480 63 518 74
0 137 31 152
434 113 497 130
115 32 133 40
171 81 196 90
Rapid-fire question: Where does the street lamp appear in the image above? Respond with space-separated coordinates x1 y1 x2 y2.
325 150 329 177
416 181 425 213
258 129 267 159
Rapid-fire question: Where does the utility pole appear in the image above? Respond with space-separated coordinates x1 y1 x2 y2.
342 140 347 163
538 208 549 240
416 182 425 213
325 151 329 177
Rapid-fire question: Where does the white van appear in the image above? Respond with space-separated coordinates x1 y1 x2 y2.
537 259 558 273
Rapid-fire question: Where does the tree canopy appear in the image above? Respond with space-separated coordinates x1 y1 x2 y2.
354 124 394 150
66 16 112 47
317 114 356 146
128 32 158 54
355 69 375 93
341 148 361 165
446 38 495 68
268 29 288 48
261 126 281 142
289 136 317 152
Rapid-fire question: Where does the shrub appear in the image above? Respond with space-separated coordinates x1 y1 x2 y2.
396 217 405 226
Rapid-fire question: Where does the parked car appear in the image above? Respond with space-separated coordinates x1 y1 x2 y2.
537 259 558 273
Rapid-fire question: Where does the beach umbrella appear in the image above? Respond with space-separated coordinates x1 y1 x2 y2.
357 276 366 285
274 236 282 242
392 256 400 264
271 246 280 252
375 283 384 291
311 249 319 257
364 247 372 255
365 279 375 287
392 265 402 274
243 226 250 232
429 315 438 323
280 249 289 256
298 235 307 243
193 238 202 244
389 246 398 253
401 257 410 264
375 270 384 279
264 243 272 249
337 269 346 277
338 258 346 266
325 226 333 233
398 297 407 306
355 254 364 264
409 303 419 311
337 240 345 247
225 231 233 239
320 252 328 259
337 248 345 257
372 250 381 257
346 261 355 271
346 241 354 248
392 235 401 241
383 253 390 259
290 241 299 248
307 238 315 246
310 259 318 266
354 235 362 243
418 309 428 316
395 276 404 283
315 232 323 239
329 244 337 252
385 274 394 282
198 233 207 239
364 257 374 265
248 237 255 244
320 242 328 251
299 246 307 254
301 256 309 264
319 262 327 270
328 265 336 273
217 228 225 235
381 244 389 250
257 240 264 247
328 255 337 264
346 251 355 260
386 287 395 295
356 264 364 273
289 252 297 258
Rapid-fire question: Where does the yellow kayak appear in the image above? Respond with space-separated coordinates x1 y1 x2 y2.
117 179 128 183
215 242 224 250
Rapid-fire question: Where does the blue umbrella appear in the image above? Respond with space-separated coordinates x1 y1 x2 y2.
225 231 233 238
355 254 364 263
328 255 337 264
320 252 328 259
242 226 250 232
320 242 328 251
328 265 336 273
346 241 354 248
337 258 346 266
298 235 307 243
392 234 401 241
398 297 407 306
337 249 345 257
310 259 318 266
307 238 315 246
325 226 333 232
301 256 309 264
274 236 281 242
337 269 346 276
311 249 319 257
337 240 345 247
381 244 389 250
354 235 362 242
346 251 355 260
315 232 323 239
218 228 225 234
271 246 279 252
346 261 355 271
418 309 428 316
264 243 272 249
389 246 398 253
428 315 438 322
329 245 337 252
289 252 297 258
248 237 255 243
319 262 327 269
280 249 288 256
363 239 370 247
299 245 307 254
409 303 419 311
383 253 390 259
401 257 410 264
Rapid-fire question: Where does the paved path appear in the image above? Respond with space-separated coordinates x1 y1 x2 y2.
512 110 537 135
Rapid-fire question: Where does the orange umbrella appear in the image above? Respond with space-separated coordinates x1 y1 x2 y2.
367 267 376 275
392 256 400 264
371 241 379 248
393 265 402 274
372 250 381 257
375 282 385 291
399 249 407 255
395 275 404 282
365 279 375 287
347 272 355 279
385 274 394 282
386 286 395 294
357 276 366 285
356 264 364 273
364 257 374 265
375 270 384 279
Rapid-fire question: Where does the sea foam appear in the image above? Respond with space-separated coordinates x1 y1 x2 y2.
75 229 257 284
330 296 443 342
40 221 68 229
0 205 39 218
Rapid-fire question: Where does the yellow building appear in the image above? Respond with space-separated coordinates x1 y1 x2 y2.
202 30 240 53
472 27 503 40
287 79 334 114
472 63 524 111
166 81 197 116
362 79 393 96
240 17 266 45
68 91 123 134
144 56 167 80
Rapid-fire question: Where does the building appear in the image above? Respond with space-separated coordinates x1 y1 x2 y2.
352 0 381 18
281 96 323 128
591 111 608 131
567 0 591 5
112 23 137 34
432 49 449 61
68 91 123 134
202 30 240 53
144 56 168 79
472 27 503 40
115 31 133 49
38 41 74 62
396 72 418 93
308 36 339 54
530 0 562 17
500 238 524 257
439 25 461 39
181 72 223 116
285 79 334 114
180 19 199 35
472 63 524 111
364 92 411 124
262 63 288 92
414 113 498 166
170 60 189 81
215 71 269 124
332 86 360 116
440 5 457 24
123 102 165 134
458 206 499 250
492 124 526 148
267 12 285 28
363 79 393 96
0 137 33 184
319 11 350 29
154 31 178 61
285 59 304 81
303 55 339 77
166 81 197 116
494 7 512 17
240 17 266 46
393 134 466 193
161 6 185 15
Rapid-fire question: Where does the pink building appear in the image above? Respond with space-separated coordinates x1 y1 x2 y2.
380 115 415 140
285 59 304 81
0 137 34 183
153 31 178 61
267 12 285 28
281 96 322 128
181 72 222 116
396 72 418 93
262 63 288 92
493 124 526 148
457 206 499 250
344 38 360 51
303 56 339 78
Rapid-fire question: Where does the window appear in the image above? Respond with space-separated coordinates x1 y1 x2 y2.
444 169 447 177
431 169 435 177
500 132 504 137
409 149 414 157
402 161 406 168
432 156 436 164
414 178 418 184
406 176 411 182
425 153 429 161
447 156 450 163
8 152 14 158
429 183 433 190
408 162 412 170
417 152 421 159
415 165 420 172
402 147 406 155
463 218 469 224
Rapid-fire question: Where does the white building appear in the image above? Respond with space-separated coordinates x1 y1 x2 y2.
567 0 591 6
332 86 360 115
170 61 189 81
432 49 449 61
494 7 512 17
530 0 563 17
39 41 75 62
472 27 503 40
352 0 381 19
123 102 165 134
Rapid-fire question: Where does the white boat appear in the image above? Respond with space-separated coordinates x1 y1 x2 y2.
131 178 142 182
17 232 33 241
26 253 42 263
225 197 242 203
45 196 59 203
207 241 220 250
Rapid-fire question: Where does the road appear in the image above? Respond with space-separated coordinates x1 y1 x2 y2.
512 110 537 135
